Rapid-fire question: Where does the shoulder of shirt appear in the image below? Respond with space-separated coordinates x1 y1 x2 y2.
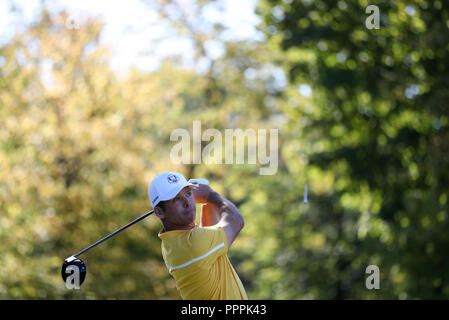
158 227 193 240
189 225 225 244
158 225 224 242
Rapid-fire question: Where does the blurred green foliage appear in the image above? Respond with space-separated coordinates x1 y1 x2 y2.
253 0 449 299
1 0 448 299
0 1 279 299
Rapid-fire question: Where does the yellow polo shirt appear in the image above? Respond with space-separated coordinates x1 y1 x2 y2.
158 225 248 300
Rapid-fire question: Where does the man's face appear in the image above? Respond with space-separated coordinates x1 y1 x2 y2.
157 186 196 228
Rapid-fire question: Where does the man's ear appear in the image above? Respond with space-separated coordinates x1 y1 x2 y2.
154 206 165 219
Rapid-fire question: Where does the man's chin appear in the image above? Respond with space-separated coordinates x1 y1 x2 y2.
184 219 196 229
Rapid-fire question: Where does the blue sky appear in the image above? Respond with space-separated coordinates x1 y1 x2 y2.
0 0 262 72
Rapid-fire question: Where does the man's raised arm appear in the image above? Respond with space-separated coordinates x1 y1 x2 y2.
193 184 244 248
207 191 244 247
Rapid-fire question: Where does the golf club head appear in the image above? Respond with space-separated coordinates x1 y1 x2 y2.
61 256 87 287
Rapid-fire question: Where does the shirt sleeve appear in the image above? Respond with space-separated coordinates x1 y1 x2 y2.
188 226 228 269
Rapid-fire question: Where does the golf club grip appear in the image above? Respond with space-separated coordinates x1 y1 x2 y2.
73 210 154 258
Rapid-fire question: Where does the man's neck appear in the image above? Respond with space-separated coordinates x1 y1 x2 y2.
162 222 196 232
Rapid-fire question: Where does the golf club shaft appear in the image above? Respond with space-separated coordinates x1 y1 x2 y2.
73 210 154 258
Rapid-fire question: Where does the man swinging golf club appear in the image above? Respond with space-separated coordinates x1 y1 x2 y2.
149 171 248 300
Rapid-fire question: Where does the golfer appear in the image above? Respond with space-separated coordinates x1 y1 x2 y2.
149 171 248 300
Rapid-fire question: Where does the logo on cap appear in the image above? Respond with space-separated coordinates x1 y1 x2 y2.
167 174 178 184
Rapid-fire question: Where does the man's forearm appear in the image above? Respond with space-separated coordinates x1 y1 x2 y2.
200 203 219 227
207 192 244 226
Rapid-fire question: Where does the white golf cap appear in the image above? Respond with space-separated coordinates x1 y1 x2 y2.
148 171 195 208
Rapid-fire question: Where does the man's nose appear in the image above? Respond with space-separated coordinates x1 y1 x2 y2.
182 195 192 207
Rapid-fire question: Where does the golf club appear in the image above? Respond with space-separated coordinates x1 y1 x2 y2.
61 178 209 287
